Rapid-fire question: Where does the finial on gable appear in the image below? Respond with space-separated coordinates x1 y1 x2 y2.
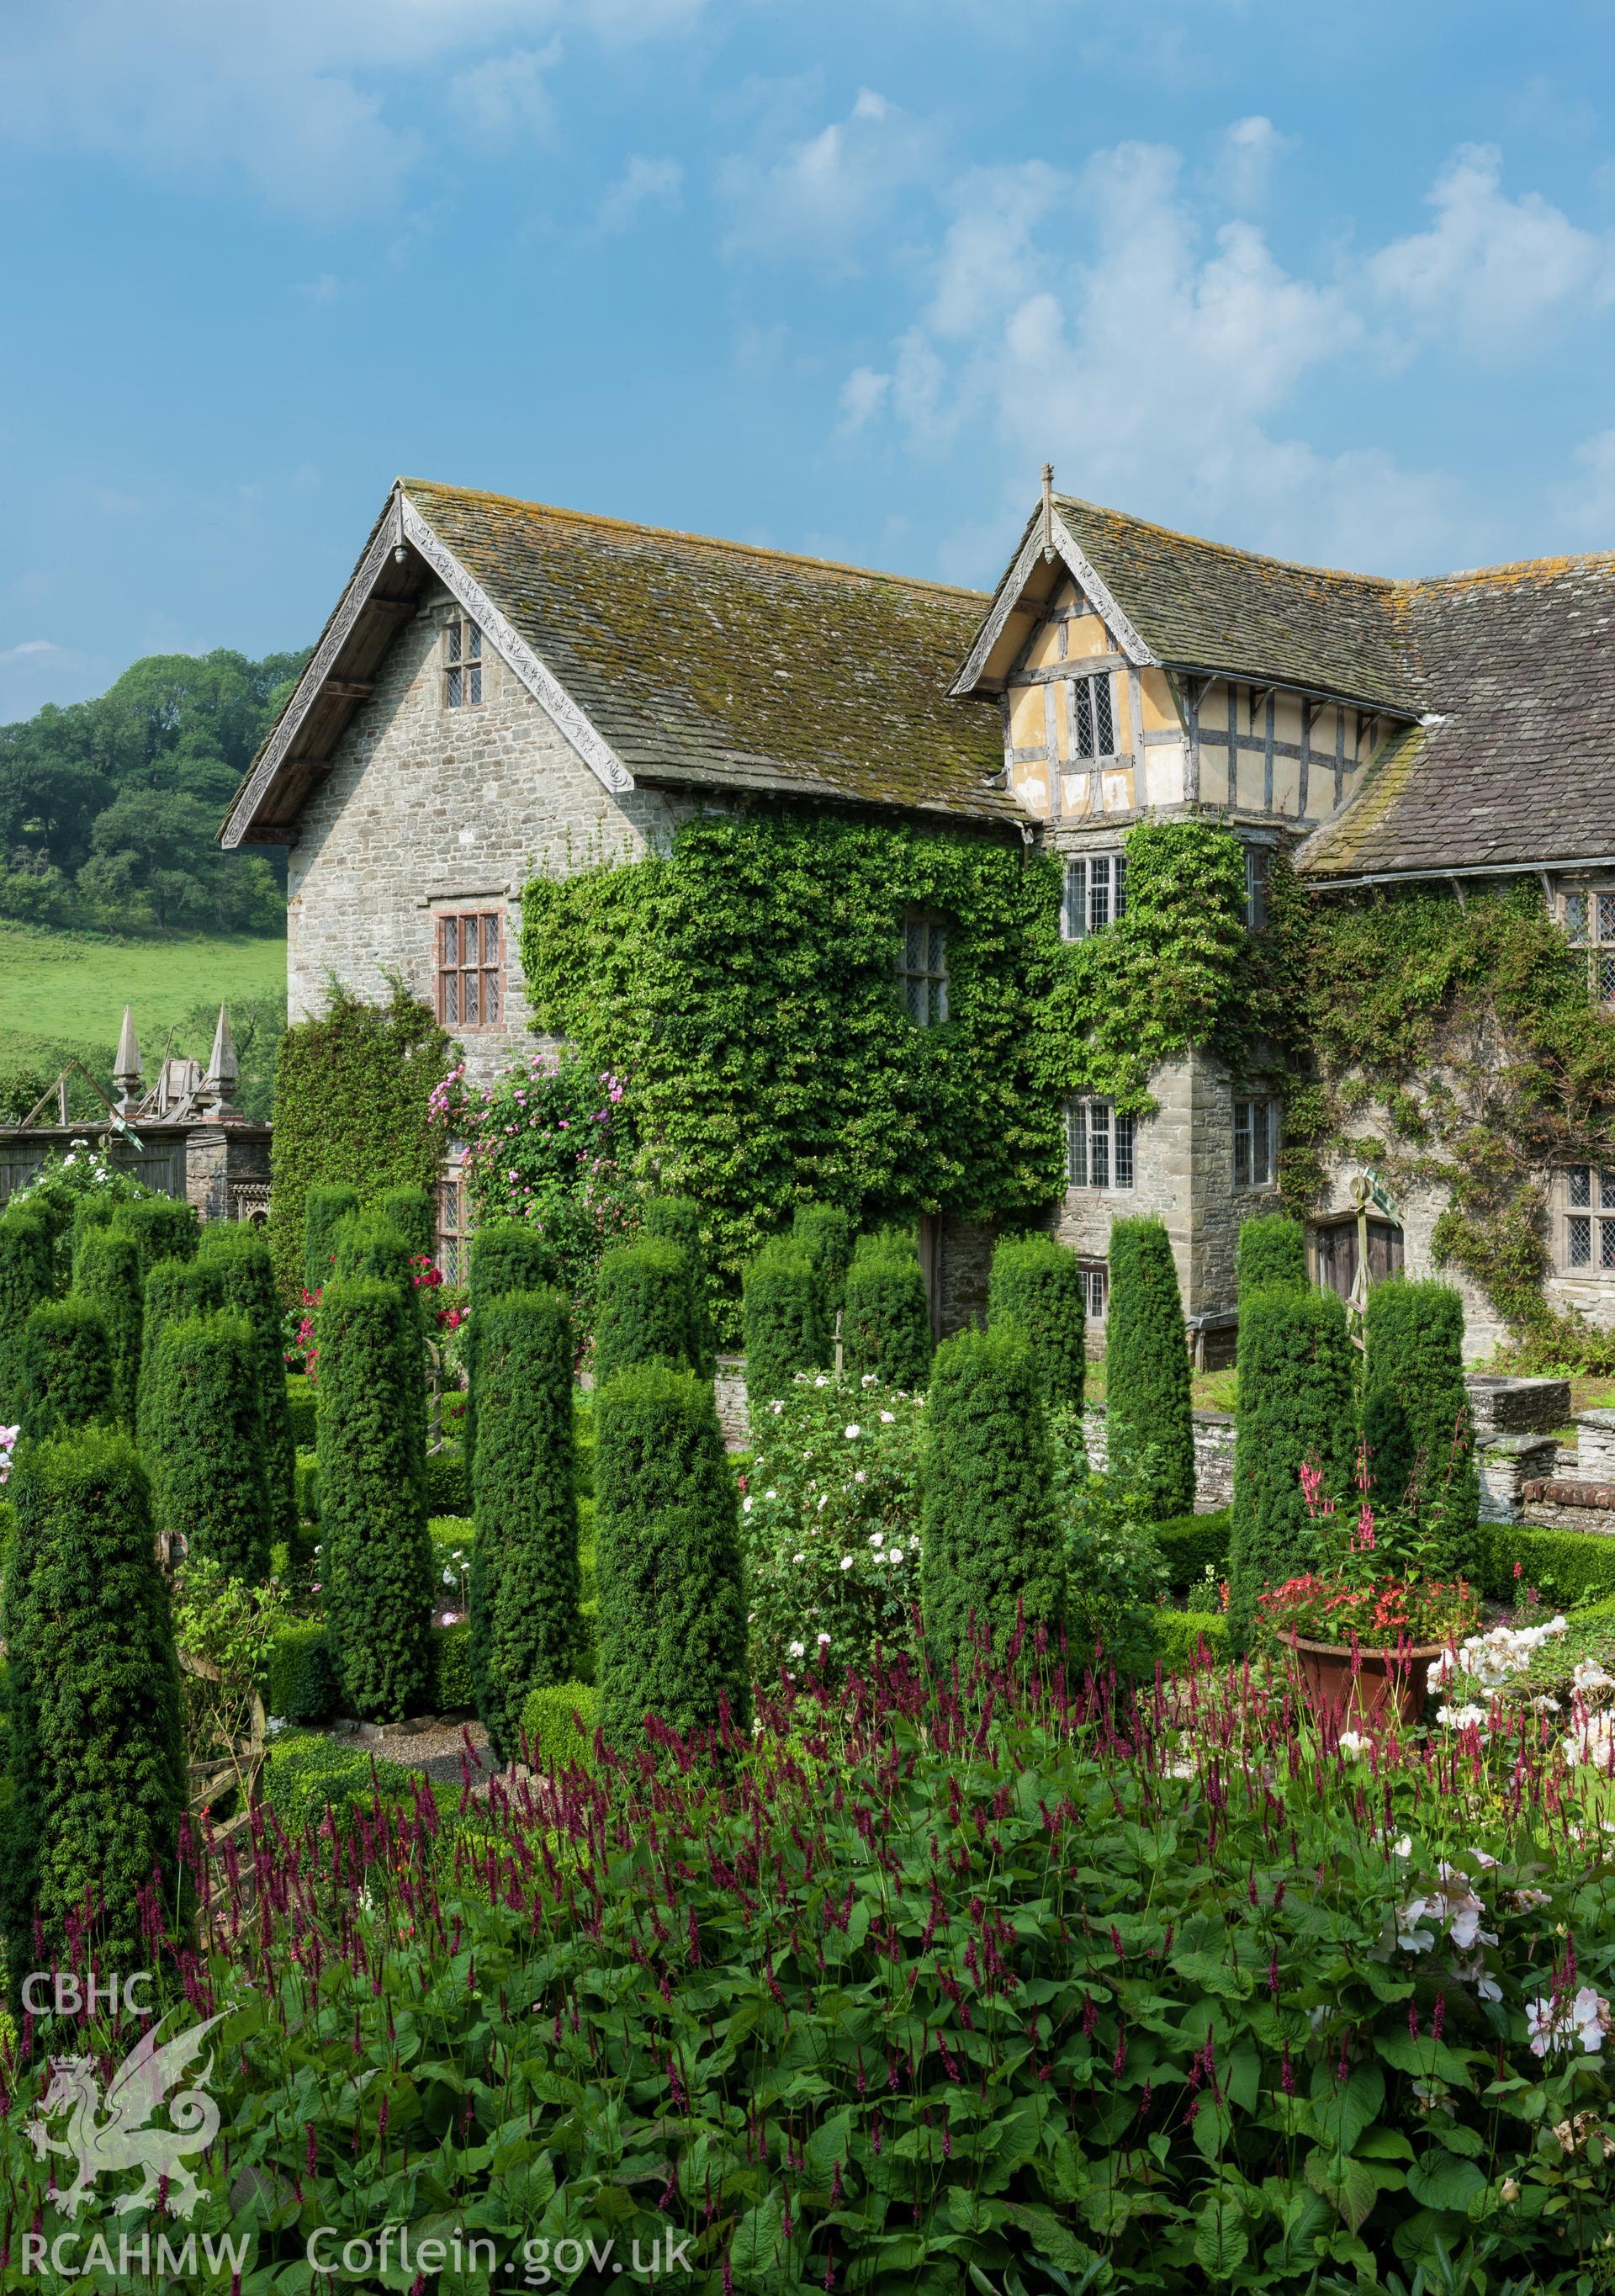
114 1005 143 1115
1040 463 1056 563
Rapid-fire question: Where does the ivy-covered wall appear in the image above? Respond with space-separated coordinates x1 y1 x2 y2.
1272 867 1615 1368
270 983 454 1302
518 811 1270 1310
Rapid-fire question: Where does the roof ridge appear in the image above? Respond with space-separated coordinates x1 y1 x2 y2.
399 478 990 602
1053 493 1397 592
1411 549 1615 591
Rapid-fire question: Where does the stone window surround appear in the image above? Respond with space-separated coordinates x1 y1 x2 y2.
1067 1095 1136 1191
1233 1094 1280 1189
434 904 506 1030
1563 1163 1615 1275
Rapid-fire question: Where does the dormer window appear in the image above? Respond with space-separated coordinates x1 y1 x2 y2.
1062 853 1126 940
1071 671 1116 760
444 618 483 709
898 915 949 1025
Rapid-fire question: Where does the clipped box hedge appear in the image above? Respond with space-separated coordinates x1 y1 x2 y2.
1480 1519 1615 1606
266 1621 342 1726
422 1442 467 1519
520 1681 598 1773
1151 1607 1231 1673
1153 1507 1231 1588
284 1374 316 1450
427 1620 475 1712
262 1732 419 1829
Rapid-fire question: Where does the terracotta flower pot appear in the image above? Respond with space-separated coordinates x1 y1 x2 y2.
1278 1631 1448 1730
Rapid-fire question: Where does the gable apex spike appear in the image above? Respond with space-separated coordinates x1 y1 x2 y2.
1040 463 1056 564
114 1005 143 1113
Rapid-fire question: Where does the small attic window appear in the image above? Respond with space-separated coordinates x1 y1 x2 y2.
898 915 949 1026
1071 671 1116 761
444 618 483 709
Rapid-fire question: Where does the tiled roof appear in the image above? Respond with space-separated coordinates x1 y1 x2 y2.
1052 496 1422 714
1300 554 1615 878
405 483 1014 819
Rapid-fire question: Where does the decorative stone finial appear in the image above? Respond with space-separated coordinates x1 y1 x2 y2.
202 1004 240 1115
1040 463 1056 562
114 1005 143 1113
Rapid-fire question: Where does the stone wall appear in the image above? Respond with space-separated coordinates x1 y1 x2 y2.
284 582 687 1087
1077 1403 1234 1511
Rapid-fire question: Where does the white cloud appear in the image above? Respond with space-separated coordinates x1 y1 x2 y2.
447 45 559 149
718 87 941 264
836 367 891 432
1218 115 1293 213
0 1 707 220
0 639 66 661
1367 144 1615 358
596 155 683 233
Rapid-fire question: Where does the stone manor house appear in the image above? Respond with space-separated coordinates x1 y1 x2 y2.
221 475 1615 1353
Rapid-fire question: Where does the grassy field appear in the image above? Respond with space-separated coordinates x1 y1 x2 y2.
0 921 285 1074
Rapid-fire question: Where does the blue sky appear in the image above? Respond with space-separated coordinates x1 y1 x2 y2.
3 0 1615 720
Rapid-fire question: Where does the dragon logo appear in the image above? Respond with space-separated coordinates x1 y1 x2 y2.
25 2011 222 2220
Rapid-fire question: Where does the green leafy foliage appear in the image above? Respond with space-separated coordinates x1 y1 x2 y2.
1 1426 185 1963
741 1372 925 1680
792 1201 855 1328
1048 1408 1169 1673
303 1182 359 1292
265 1619 341 1726
469 1217 556 1298
1236 1212 1307 1296
1227 1284 1356 1641
197 1220 298 1535
71 1222 142 1427
742 1238 829 1410
593 1361 749 1748
145 1310 273 1579
271 982 452 1302
1155 1507 1232 1588
1105 1216 1194 1518
469 1291 581 1764
1362 1279 1480 1579
117 1192 199 1277
519 1679 598 1771
842 1243 933 1390
136 1256 225 1455
17 1296 114 1440
316 1278 432 1721
920 1324 1064 1668
0 1208 53 1413
988 1233 1086 1409
260 1731 419 1828
591 1237 702 1387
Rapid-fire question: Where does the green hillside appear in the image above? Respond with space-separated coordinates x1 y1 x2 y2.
0 923 285 1121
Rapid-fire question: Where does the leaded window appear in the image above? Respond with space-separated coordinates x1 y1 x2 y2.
437 909 503 1029
1234 1096 1279 1188
444 618 483 708
1563 888 1615 1004
1565 1165 1615 1271
1062 852 1126 941
1243 845 1268 931
1078 1257 1109 1321
898 916 949 1026
437 1168 470 1283
1068 1098 1136 1190
1070 671 1117 761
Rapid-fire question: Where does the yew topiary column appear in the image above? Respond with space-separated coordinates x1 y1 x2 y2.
842 1243 933 1391
1363 1279 1480 1578
17 1298 116 1441
594 1362 749 1750
145 1311 273 1579
137 1258 226 1455
73 1224 143 1429
197 1222 298 1535
1227 1283 1357 1643
465 1219 559 1487
743 1237 828 1409
1104 1217 1194 1518
469 1290 580 1764
987 1235 1086 1413
592 1238 702 1388
0 1207 53 1415
317 1277 432 1721
119 1195 199 1277
375 1185 435 1265
1236 1213 1308 1297
643 1196 717 1376
919 1325 1064 1673
792 1203 855 1334
303 1182 361 1293
2 1427 187 1965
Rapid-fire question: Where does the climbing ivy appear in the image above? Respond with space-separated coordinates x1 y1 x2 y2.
1272 866 1615 1369
270 982 454 1305
520 814 1265 1322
